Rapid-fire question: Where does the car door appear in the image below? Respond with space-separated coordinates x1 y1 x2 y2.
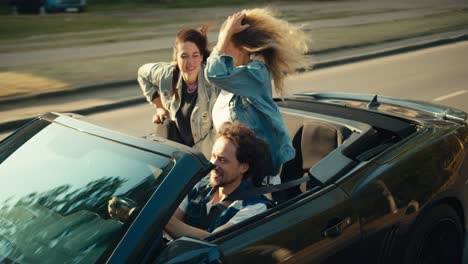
157 184 361 264
216 184 361 263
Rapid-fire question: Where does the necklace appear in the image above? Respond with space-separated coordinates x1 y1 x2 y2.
186 82 198 94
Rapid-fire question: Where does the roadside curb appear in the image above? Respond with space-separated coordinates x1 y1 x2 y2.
1 31 468 134
0 79 137 106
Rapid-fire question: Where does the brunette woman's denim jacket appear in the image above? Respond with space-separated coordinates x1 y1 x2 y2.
205 48 295 173
137 62 220 158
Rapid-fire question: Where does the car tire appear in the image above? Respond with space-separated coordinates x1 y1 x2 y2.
403 204 463 264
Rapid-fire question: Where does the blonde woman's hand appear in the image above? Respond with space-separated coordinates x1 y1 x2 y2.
220 12 250 38
153 108 169 124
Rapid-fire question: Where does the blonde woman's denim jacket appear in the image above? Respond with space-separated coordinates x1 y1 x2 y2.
205 48 295 173
137 62 220 158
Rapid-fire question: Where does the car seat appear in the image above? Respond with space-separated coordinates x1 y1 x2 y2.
279 120 351 201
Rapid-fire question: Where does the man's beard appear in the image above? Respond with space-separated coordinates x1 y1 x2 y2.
210 170 236 188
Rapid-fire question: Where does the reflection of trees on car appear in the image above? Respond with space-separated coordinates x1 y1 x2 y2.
0 112 175 263
8 176 126 216
0 205 123 263
0 176 128 263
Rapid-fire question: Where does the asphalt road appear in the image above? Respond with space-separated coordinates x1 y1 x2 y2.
84 41 468 138
283 41 468 111
0 40 467 140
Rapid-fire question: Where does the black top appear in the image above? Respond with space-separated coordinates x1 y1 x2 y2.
175 83 198 147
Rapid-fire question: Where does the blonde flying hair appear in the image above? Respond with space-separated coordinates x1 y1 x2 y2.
232 8 309 95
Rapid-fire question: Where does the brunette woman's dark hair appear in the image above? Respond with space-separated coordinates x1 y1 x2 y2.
171 26 210 96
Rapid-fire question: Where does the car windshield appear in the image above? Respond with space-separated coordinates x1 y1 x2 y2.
0 120 173 263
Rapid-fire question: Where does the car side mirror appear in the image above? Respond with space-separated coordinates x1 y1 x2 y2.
154 237 223 264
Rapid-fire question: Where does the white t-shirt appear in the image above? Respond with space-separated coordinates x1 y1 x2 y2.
212 89 281 185
212 90 234 131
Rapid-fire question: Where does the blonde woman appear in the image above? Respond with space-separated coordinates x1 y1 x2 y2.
206 8 308 183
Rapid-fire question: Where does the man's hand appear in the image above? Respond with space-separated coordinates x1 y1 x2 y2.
108 197 135 222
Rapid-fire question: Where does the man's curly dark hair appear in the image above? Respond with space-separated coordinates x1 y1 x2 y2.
217 122 274 186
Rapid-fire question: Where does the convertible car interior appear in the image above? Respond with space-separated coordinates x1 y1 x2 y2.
230 97 420 208
190 98 421 245
279 111 353 200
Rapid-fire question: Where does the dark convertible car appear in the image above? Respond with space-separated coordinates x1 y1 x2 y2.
0 92 467 263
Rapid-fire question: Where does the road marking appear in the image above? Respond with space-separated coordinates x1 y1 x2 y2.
433 90 468 102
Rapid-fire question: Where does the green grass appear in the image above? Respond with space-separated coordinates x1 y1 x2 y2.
309 9 468 52
0 12 197 40
4 7 466 51
0 6 409 50
0 0 258 39
0 0 354 41
0 0 270 14
0 14 128 39
89 0 270 10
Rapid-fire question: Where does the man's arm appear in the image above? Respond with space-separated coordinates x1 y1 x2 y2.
165 215 235 239
165 203 267 239
171 207 184 221
213 203 267 233
210 203 267 233
212 222 234 233
165 208 211 239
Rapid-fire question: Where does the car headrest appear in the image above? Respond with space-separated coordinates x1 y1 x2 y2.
301 121 350 169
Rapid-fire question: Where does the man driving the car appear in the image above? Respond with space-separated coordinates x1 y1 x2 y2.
164 121 273 239
108 122 273 238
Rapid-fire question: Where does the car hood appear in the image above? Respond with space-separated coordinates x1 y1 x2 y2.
296 92 467 123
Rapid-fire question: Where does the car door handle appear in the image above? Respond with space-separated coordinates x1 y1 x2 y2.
321 217 352 238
